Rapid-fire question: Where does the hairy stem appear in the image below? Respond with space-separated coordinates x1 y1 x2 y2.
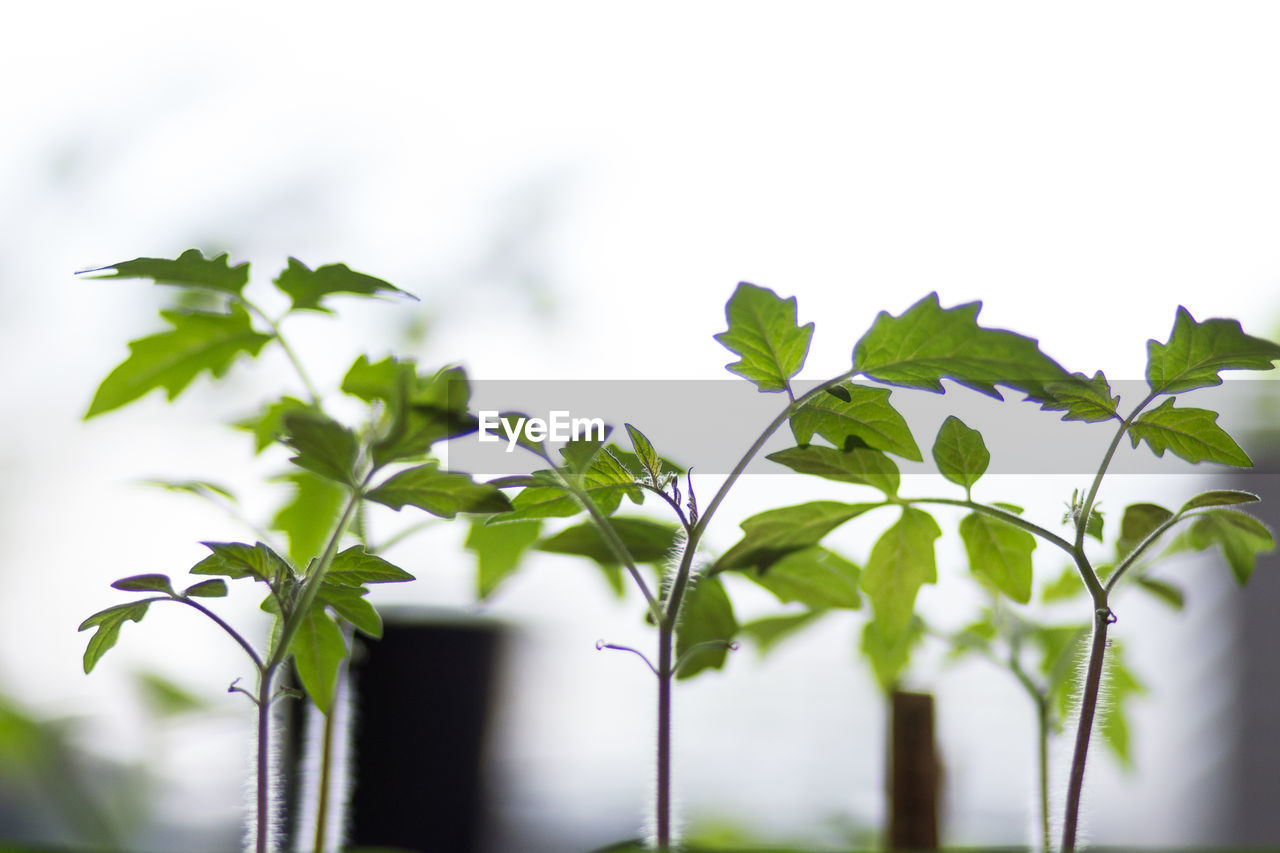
1037 695 1051 853
656 626 674 851
1061 605 1110 853
256 665 278 853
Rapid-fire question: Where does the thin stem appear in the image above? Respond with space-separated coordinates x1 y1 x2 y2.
256 664 279 853
241 298 323 406
655 624 674 851
1104 509 1204 595
1073 393 1157 555
174 597 264 670
313 623 354 853
1035 694 1051 853
1061 606 1111 853
905 497 1076 556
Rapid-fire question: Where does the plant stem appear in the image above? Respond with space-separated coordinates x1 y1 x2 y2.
904 497 1075 556
241 299 324 406
313 623 354 853
256 665 278 853
1060 604 1110 853
656 624 674 851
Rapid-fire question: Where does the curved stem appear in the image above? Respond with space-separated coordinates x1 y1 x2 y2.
1104 509 1205 595
1074 393 1157 554
904 497 1075 555
241 298 323 406
174 597 264 670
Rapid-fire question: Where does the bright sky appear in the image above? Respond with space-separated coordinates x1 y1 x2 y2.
5 3 1280 850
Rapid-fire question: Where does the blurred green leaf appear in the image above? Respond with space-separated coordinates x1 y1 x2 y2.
740 610 826 656
861 616 925 691
274 257 414 313
465 519 542 599
860 507 941 642
367 462 512 517
272 470 346 568
767 444 899 496
536 517 679 565
715 501 879 572
959 512 1035 603
79 248 249 295
745 547 861 609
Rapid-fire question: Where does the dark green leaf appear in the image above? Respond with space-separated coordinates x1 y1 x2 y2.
536 517 679 565
365 363 477 466
271 470 346 568
860 507 941 642
366 462 513 517
234 396 315 454
1185 509 1274 584
1116 503 1174 560
317 584 382 637
1129 398 1250 467
79 248 249 295
852 293 1071 400
465 519 542 599
931 416 989 492
767 444 899 495
713 282 814 393
282 411 360 486
861 616 925 692
191 541 291 583
290 605 348 712
789 384 921 460
341 354 410 403
745 547 861 609
326 546 415 585
714 501 880 572
1146 306 1280 395
674 576 738 679
625 423 663 484
85 305 273 418
111 574 175 595
1039 371 1122 423
182 579 228 598
1134 576 1185 610
740 610 826 656
1179 489 1260 514
959 513 1035 603
79 601 152 673
273 257 414 313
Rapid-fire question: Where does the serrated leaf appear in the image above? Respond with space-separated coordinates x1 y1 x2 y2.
959 513 1035 603
317 584 382 638
1116 503 1174 560
560 433 609 476
190 541 291 583
1134 576 1185 610
466 519 542 599
745 547 861 609
625 423 663 484
182 579 228 598
326 546 414 585
852 293 1071 400
789 383 921 460
111 574 175 595
714 282 814 393
273 257 414 314
581 447 644 504
1185 509 1274 584
367 363 477 466
489 484 583 522
79 248 249 295
861 616 925 692
1179 489 1260 514
85 304 273 418
860 507 941 642
1146 306 1280 395
366 462 512 517
931 416 990 492
536 517 679 565
235 396 315 454
271 470 346 568
1039 371 1122 423
290 605 348 712
282 411 360 486
78 601 152 674
1129 398 1251 467
740 610 826 656
766 444 899 495
715 501 880 572
674 576 738 679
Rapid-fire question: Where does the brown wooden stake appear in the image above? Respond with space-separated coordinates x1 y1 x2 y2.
888 690 940 851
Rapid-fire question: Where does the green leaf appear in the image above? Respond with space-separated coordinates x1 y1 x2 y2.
1184 509 1274 584
235 396 315 454
79 601 152 673
489 484 584 522
271 470 346 568
1039 371 1122 423
79 248 249 295
931 416 990 492
1146 305 1280 395
85 304 273 418
190 541 291 583
290 605 348 713
1134 576 1185 610
789 383 921 460
713 282 814 393
134 671 209 716
536 517 680 565
141 479 236 502
745 547 861 609
1128 398 1251 467
860 507 941 642
273 257 414 313
326 546 415 585
317 584 382 637
959 513 1035 603
366 462 513 517
714 501 880 572
111 574 175 595
182 579 228 598
740 611 826 657
579 446 644 505
674 576 738 679
465 519 543 599
1179 489 1260 514
852 293 1070 400
282 411 360 486
1098 641 1145 767
1116 503 1174 560
365 363 478 466
861 617 925 692
1041 565 1085 603
1037 624 1090 715
625 423 663 484
766 444 899 495
1085 507 1105 542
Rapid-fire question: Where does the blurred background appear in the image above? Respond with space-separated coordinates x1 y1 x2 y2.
5 2 1280 851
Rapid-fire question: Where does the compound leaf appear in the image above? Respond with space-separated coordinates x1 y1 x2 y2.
714 282 814 393
79 248 249 295
1128 398 1250 467
789 383 921 460
860 507 941 642
366 462 512 517
1146 306 1280 395
274 257 414 313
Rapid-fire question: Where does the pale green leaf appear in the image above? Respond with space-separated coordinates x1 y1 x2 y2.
535 517 679 566
931 416 989 492
466 519 542 599
789 383 921 460
1179 489 1260 514
366 462 513 517
271 470 346 568
1185 509 1274 584
714 282 814 393
715 501 880 572
740 610 826 656
1116 503 1174 561
745 546 861 609
860 507 942 641
861 616 925 692
766 444 899 495
1129 398 1250 467
959 513 1035 603
290 605 348 713
1146 306 1280 395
